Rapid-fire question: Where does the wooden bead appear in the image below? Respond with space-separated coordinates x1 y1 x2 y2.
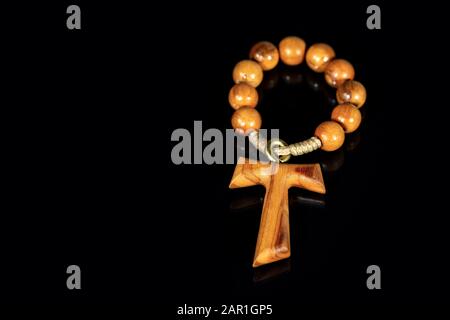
331 103 362 133
228 83 259 110
314 121 345 151
233 60 264 87
324 59 355 88
279 36 306 66
231 107 262 134
305 43 335 72
336 80 367 108
250 41 279 71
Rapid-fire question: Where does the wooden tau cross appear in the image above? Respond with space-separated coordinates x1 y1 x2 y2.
229 158 326 267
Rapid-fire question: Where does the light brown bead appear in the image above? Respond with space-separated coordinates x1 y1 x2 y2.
228 83 259 110
331 103 362 133
279 36 306 66
305 43 336 72
231 107 262 134
336 80 367 108
250 41 279 71
233 60 264 87
324 59 355 88
314 121 345 151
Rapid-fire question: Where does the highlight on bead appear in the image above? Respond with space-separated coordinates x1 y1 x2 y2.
314 121 346 152
250 41 280 71
306 43 335 72
231 107 262 135
232 60 264 87
228 83 259 110
324 59 355 87
336 80 367 108
331 103 362 133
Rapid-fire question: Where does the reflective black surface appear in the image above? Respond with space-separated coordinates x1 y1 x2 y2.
3 0 448 310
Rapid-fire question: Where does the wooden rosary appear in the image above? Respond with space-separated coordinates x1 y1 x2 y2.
228 36 367 267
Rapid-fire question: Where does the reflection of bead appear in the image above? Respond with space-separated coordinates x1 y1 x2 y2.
321 150 345 172
262 71 279 90
250 41 279 71
324 59 355 88
228 83 259 110
315 121 345 151
331 103 362 133
281 70 303 85
346 132 361 152
336 80 366 108
233 60 264 87
231 107 262 134
279 36 306 66
306 43 335 72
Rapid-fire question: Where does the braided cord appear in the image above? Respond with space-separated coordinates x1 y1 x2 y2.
277 136 322 156
249 131 322 160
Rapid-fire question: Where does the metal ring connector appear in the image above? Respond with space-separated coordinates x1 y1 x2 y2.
266 139 291 163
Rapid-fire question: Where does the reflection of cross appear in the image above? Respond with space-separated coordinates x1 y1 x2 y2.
229 158 326 267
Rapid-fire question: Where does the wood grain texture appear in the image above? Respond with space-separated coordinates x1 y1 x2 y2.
249 41 280 71
314 120 345 151
232 60 264 87
228 83 259 110
229 158 325 267
279 36 306 66
336 80 367 108
231 107 262 134
305 43 335 72
331 103 362 133
324 59 355 88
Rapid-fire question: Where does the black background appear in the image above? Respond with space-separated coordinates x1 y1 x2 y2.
3 0 449 311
